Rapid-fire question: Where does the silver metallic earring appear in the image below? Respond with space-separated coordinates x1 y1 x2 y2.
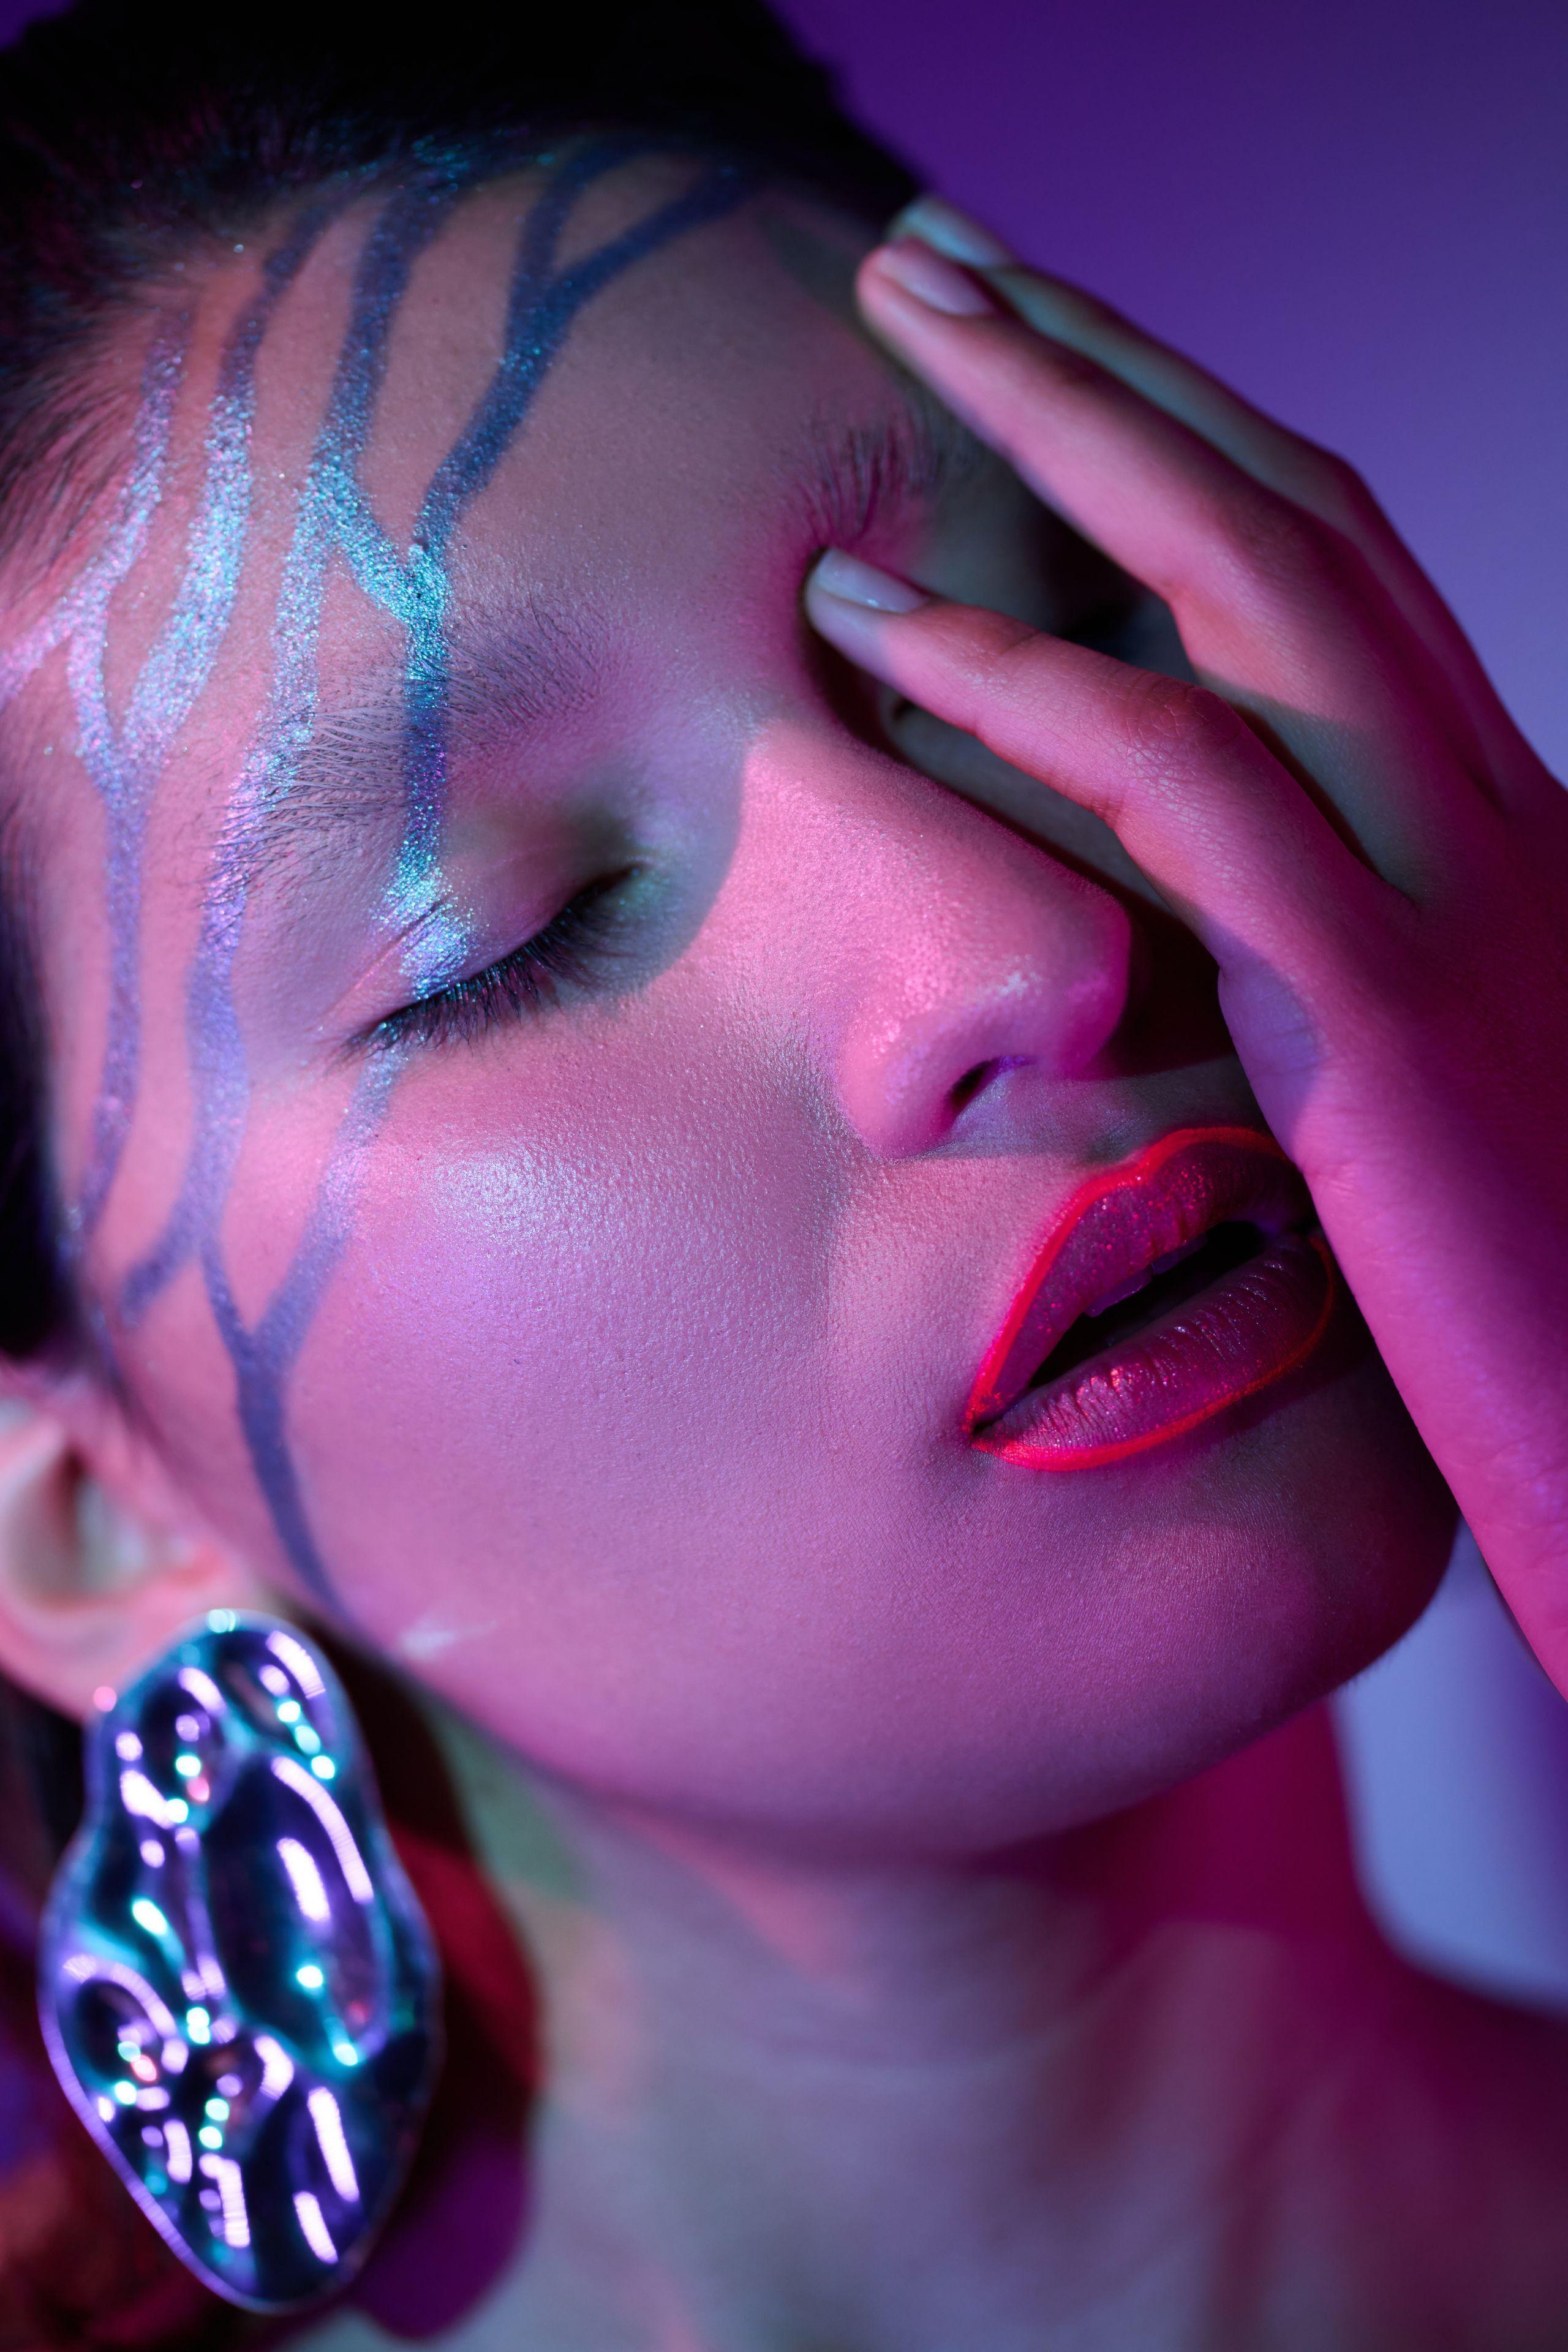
37 1610 442 2313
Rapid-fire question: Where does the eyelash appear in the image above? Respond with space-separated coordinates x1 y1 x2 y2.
367 869 637 1054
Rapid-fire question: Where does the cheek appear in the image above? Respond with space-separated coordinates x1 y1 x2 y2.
287 1018 851 1656
110 962 1451 1850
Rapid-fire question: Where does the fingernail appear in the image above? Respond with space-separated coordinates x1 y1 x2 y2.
870 236 998 318
807 550 929 614
889 194 1016 268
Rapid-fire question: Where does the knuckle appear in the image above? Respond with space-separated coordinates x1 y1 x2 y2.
1022 333 1106 400
1311 447 1375 527
1117 670 1249 776
1016 271 1117 333
1204 480 1349 605
974 611 1053 688
1275 438 1371 530
936 609 1043 732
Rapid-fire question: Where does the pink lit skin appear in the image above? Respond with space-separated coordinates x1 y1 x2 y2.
4 167 1568 2344
807 223 1568 1691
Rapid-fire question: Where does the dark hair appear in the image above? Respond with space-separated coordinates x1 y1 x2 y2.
0 5 910 2337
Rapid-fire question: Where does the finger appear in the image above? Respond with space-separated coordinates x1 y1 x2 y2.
894 198 1551 809
804 551 1390 984
854 236 1497 890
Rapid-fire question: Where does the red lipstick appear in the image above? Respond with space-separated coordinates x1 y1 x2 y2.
967 1127 1336 1470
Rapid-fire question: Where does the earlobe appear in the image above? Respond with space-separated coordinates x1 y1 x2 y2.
0 1397 264 1722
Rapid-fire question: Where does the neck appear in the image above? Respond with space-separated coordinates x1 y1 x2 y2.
358 1699 1397 2351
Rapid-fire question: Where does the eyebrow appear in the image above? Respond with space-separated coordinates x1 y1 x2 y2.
790 382 990 549
233 594 605 895
232 390 981 896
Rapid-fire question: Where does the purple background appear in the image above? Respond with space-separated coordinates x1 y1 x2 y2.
775 0 1568 776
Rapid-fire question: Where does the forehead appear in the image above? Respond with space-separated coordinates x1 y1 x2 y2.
2 157 892 756
0 154 911 1030
195 159 888 603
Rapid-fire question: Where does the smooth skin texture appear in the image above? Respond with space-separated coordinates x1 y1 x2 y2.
0 166 1565 2346
807 202 1568 1690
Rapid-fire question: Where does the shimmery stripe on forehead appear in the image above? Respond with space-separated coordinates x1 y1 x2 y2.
116 173 483 1340
117 143 752 1614
72 212 344 1246
0 203 341 1273
116 173 481 1335
58 315 192 1253
115 169 484 1339
394 143 757 914
0 314 186 717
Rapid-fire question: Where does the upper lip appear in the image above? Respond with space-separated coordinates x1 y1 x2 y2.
965 1126 1315 1430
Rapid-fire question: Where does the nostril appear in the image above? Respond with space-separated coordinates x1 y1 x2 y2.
949 1056 1026 1117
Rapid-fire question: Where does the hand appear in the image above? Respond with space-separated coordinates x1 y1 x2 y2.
805 198 1568 1691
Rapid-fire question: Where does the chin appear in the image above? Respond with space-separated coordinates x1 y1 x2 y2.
810 1344 1460 1861
420 1333 1453 1869
988 1344 1458 1842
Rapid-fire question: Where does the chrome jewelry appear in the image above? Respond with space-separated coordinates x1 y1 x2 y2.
38 1611 441 2311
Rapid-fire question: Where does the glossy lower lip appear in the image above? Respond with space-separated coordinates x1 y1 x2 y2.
966 1126 1337 1471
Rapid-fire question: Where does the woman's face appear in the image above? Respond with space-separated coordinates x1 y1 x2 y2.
4 157 1450 1854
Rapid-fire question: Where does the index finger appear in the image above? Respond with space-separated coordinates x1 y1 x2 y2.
853 235 1488 894
870 214 1561 818
896 200 1544 803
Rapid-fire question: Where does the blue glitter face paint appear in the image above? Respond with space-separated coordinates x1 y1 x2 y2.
387 138 753 945
198 1060 404 1613
0 311 188 1255
62 309 195 1247
0 206 339 1261
119 170 478 1332
107 144 751 1615
0 318 185 714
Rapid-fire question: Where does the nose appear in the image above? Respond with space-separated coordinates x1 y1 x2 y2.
756 732 1134 1158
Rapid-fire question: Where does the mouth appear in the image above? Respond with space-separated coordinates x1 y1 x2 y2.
967 1126 1337 1471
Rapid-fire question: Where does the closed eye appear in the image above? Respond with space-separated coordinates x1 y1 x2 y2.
364 869 638 1054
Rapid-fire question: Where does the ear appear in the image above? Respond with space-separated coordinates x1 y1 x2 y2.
0 1375 270 1722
